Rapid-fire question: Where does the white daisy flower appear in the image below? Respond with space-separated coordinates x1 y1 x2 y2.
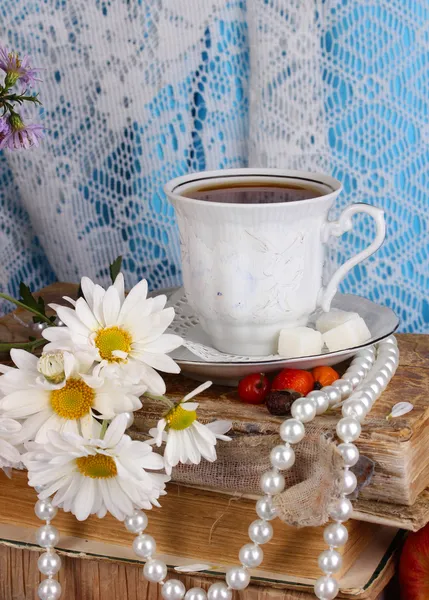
0 417 21 471
0 349 143 444
149 381 232 475
42 273 183 395
23 414 169 521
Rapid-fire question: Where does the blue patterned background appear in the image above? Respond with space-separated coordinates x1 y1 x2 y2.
1 1 428 332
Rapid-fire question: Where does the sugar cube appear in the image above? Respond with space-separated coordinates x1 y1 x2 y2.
322 316 371 352
278 327 323 358
316 309 360 334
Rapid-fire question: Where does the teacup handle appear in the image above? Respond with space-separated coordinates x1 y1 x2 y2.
318 203 386 312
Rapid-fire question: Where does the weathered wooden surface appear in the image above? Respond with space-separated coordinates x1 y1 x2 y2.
1 283 429 512
0 470 374 580
0 540 398 600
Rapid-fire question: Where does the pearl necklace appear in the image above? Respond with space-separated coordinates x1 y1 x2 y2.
33 337 399 600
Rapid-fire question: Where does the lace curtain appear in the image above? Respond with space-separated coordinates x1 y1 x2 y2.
1 1 427 332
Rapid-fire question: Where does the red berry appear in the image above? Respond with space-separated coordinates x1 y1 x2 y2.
271 368 314 396
238 373 271 404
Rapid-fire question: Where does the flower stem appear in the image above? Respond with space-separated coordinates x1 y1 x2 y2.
100 419 110 439
0 292 52 325
0 338 46 353
143 392 174 409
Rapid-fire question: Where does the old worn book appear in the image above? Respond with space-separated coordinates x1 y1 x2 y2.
0 470 375 581
0 518 401 599
1 283 429 522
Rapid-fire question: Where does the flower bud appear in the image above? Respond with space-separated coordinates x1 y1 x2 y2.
37 352 65 384
8 112 24 131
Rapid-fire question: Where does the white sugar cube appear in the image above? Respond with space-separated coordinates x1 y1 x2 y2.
278 327 323 358
316 309 360 334
323 316 371 352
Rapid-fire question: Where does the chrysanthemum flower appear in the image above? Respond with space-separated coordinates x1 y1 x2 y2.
0 46 42 89
23 414 169 521
0 113 44 150
149 382 232 475
0 417 21 471
0 349 142 444
43 273 183 395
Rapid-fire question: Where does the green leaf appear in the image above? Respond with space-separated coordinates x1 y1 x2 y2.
109 256 123 284
19 282 48 323
19 282 45 314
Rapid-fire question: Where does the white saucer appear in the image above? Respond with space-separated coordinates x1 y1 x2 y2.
159 288 399 385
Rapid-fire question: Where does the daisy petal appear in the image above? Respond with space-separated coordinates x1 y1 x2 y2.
103 286 121 327
132 351 180 374
75 298 100 330
113 273 125 304
183 381 212 401
10 349 39 372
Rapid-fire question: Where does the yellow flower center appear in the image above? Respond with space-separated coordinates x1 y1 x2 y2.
166 404 197 431
76 454 118 478
50 378 94 420
94 326 132 362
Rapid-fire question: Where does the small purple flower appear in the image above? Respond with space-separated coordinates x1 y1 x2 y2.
0 113 43 150
0 116 10 137
0 46 42 89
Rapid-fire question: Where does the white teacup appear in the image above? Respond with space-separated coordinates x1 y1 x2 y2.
165 169 385 356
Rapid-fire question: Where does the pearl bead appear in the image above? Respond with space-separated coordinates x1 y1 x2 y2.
344 365 366 381
207 582 232 600
306 390 329 415
383 360 397 376
337 443 359 467
279 419 305 444
343 372 362 389
291 398 316 423
366 380 382 397
248 519 273 544
260 470 285 495
354 391 372 410
226 566 250 590
123 411 135 428
385 356 399 370
133 534 156 558
339 470 357 495
358 350 375 364
329 497 353 521
379 344 398 355
256 496 277 521
378 366 392 381
341 398 367 422
332 379 352 399
38 551 62 576
371 372 389 391
318 549 343 574
239 543 264 567
185 588 207 600
125 510 148 534
359 387 376 404
35 499 58 522
38 579 62 600
336 417 361 442
162 579 186 600
383 336 397 346
143 559 167 583
323 522 349 547
321 385 342 407
354 358 372 372
270 445 295 470
314 575 339 599
36 525 60 549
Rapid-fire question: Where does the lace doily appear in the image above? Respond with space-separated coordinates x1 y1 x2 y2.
168 288 292 363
